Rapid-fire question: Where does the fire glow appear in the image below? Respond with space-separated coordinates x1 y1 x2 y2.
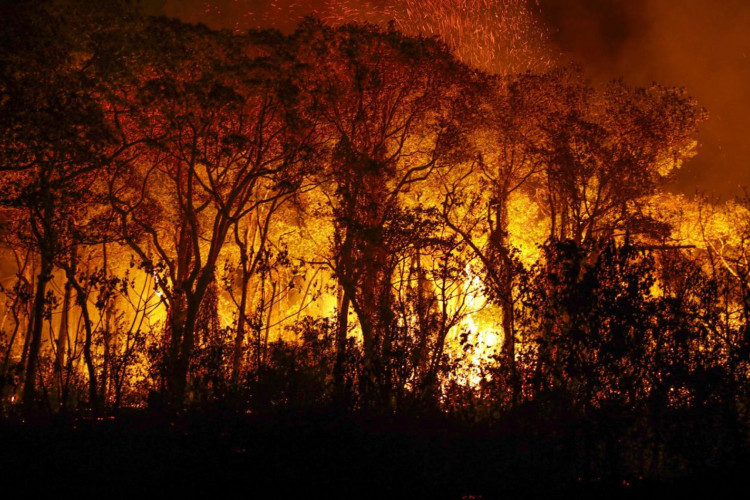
1 0 747 436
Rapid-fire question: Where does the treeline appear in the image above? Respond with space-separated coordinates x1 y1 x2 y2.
1 0 749 480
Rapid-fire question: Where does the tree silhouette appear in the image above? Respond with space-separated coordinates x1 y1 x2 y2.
104 20 314 407
293 20 473 410
0 0 137 412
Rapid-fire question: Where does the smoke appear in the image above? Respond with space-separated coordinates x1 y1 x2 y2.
539 0 649 71
539 0 750 196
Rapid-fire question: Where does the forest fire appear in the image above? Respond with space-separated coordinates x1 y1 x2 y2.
2 0 750 497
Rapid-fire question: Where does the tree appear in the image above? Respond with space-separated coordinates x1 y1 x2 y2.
0 0 135 412
440 72 548 404
519 69 705 244
292 20 473 410
105 20 314 406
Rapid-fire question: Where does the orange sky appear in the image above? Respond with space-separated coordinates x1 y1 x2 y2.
540 0 750 197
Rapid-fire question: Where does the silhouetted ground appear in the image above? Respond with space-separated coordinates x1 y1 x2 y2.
1 410 749 498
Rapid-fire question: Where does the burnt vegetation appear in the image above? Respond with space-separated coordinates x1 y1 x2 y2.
1 1 750 496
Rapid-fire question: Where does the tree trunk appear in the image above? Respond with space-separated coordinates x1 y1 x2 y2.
0 296 23 402
491 194 519 405
55 278 72 408
355 234 394 411
54 245 76 409
68 275 99 413
231 268 251 384
169 270 215 407
333 286 350 405
22 254 52 414
169 294 200 408
101 243 111 406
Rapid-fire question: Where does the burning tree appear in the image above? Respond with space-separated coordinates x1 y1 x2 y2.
292 20 475 410
522 69 706 244
0 0 139 412
103 19 315 407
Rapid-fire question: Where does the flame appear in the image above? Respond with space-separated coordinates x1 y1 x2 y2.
450 263 500 388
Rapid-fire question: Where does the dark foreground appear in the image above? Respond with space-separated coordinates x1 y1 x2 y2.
2 410 749 499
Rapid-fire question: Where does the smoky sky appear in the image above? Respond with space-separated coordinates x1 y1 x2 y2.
539 0 750 197
154 0 750 197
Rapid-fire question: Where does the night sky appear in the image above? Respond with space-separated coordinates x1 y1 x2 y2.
149 0 750 197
